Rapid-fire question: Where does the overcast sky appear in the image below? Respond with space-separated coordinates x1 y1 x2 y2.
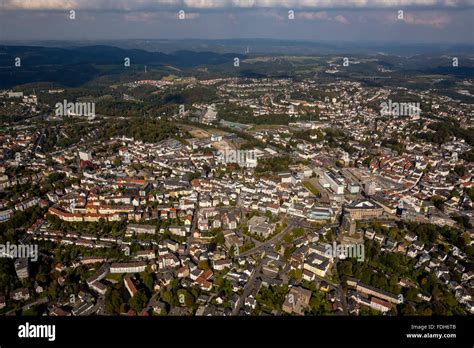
0 0 473 43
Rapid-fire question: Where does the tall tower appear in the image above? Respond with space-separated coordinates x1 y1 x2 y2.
396 199 404 217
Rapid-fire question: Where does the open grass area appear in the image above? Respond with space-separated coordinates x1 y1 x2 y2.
303 181 320 196
106 273 123 282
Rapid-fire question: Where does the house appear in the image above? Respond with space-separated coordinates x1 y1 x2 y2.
165 239 180 253
50 307 71 316
126 224 156 236
412 240 425 251
304 258 331 277
86 263 110 286
190 268 204 281
302 269 316 282
149 297 167 315
124 276 138 298
373 234 385 244
169 226 188 238
370 297 392 313
157 253 180 269
282 286 312 315
245 295 257 310
248 216 275 239
407 246 418 258
198 219 209 231
177 266 190 278
133 250 156 260
222 213 238 230
14 258 29 280
195 277 213 291
355 281 402 304
89 281 108 296
11 288 30 301
224 232 243 250
213 259 232 271
364 229 375 240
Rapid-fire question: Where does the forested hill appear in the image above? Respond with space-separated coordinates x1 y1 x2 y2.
0 45 244 88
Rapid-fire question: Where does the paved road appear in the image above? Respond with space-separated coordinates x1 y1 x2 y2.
313 271 348 314
5 297 49 315
238 218 304 258
231 261 263 315
185 192 200 255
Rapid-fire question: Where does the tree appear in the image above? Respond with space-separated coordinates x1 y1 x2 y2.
430 195 444 211
213 232 225 245
288 269 302 282
197 260 210 270
105 287 125 314
129 292 148 312
453 165 467 177
264 211 273 221
139 271 155 293
292 227 305 238
406 288 419 302
177 289 194 307
282 232 293 244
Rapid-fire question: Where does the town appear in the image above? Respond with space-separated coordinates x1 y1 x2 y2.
0 71 473 318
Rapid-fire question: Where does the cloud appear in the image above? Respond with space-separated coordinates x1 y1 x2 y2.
296 11 350 24
382 10 452 27
3 0 78 10
297 11 331 20
334 14 350 24
3 0 474 11
123 11 202 22
403 12 451 27
124 12 160 22
258 9 286 20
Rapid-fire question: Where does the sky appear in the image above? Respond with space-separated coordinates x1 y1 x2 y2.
0 0 473 43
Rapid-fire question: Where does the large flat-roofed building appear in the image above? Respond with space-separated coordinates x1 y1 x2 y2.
344 199 384 220
348 279 402 304
110 262 147 274
86 263 110 286
248 216 275 238
282 286 312 315
322 171 345 195
306 207 334 221
78 150 92 161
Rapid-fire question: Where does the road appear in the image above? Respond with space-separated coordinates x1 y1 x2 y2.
313 272 348 315
232 260 263 315
5 297 49 315
185 192 200 255
238 218 304 258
